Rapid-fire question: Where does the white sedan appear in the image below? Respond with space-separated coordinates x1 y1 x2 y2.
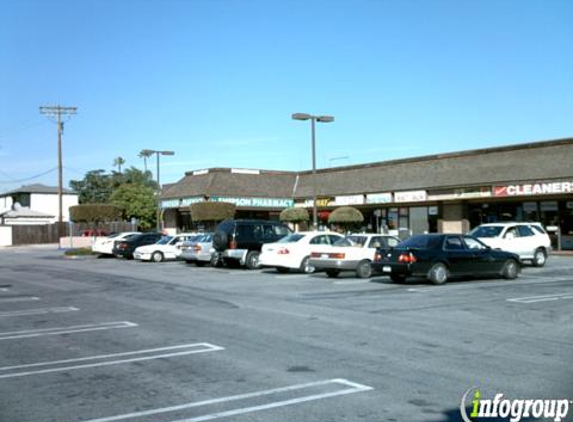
259 231 345 274
133 233 198 262
309 234 401 278
92 232 141 256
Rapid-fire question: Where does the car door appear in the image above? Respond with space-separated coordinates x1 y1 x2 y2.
516 225 537 259
443 235 473 275
463 236 497 274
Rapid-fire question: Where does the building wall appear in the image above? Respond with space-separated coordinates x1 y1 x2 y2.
30 193 78 222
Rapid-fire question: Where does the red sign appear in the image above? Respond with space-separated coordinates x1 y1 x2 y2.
493 181 573 197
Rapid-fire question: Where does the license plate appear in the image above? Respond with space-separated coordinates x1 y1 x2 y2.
383 266 392 273
321 254 329 259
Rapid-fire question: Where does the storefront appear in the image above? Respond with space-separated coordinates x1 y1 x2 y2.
160 137 573 249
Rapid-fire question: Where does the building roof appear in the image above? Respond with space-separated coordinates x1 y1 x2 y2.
0 183 75 196
0 206 54 219
161 137 573 201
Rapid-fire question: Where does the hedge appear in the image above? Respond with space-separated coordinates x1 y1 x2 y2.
328 206 364 224
279 207 310 223
69 204 122 223
189 202 236 222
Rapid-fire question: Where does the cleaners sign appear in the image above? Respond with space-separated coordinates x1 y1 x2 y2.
493 181 573 197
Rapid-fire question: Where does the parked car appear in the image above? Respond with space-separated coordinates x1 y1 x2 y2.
372 233 521 285
469 222 551 267
179 233 214 266
309 234 401 278
92 232 141 256
212 219 292 269
259 231 345 274
133 233 199 262
112 232 163 259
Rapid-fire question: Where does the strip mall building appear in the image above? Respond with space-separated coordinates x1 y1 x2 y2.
160 137 573 250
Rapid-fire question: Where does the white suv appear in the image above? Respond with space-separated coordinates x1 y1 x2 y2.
469 222 552 267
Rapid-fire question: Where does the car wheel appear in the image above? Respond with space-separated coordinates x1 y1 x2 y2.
299 256 315 274
210 253 223 268
390 274 406 283
245 251 261 270
355 260 372 279
151 251 164 263
501 259 519 279
326 269 341 278
428 263 448 285
532 248 547 267
276 267 290 274
195 261 206 267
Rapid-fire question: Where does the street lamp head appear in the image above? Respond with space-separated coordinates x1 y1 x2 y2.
159 150 175 156
316 115 334 123
292 113 312 121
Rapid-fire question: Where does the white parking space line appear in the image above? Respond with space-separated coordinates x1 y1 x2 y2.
334 280 371 285
507 292 573 304
407 276 573 293
0 321 138 341
0 343 224 379
0 296 40 303
0 306 79 318
76 378 373 422
274 274 309 279
0 288 11 292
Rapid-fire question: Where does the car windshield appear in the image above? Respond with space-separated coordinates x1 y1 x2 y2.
156 236 173 245
399 235 443 249
278 234 305 243
470 226 504 238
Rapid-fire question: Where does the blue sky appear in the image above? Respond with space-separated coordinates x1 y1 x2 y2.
1 0 572 193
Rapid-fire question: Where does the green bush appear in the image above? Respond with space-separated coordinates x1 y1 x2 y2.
279 207 310 223
70 204 122 223
64 248 95 256
190 202 236 222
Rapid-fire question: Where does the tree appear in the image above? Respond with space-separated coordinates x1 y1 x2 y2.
69 170 112 204
110 166 157 190
138 150 153 173
279 207 309 223
110 183 157 230
113 156 126 173
328 206 364 232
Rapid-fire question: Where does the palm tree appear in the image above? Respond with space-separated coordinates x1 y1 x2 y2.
113 156 126 173
138 150 153 173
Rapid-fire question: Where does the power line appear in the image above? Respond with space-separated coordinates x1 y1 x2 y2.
0 167 58 184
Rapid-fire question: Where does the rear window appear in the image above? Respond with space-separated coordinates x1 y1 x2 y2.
346 235 367 246
278 234 305 243
530 225 547 235
399 235 443 249
470 226 503 238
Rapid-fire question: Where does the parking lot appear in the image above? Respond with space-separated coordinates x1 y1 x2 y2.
0 247 571 422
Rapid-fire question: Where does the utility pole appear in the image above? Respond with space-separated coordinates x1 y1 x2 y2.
39 105 77 227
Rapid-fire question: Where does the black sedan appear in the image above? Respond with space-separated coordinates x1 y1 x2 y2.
112 232 163 259
372 234 521 285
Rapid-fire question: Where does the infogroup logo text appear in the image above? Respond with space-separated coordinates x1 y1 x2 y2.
460 387 571 422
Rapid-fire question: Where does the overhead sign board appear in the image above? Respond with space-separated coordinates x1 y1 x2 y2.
493 181 573 197
366 192 393 204
161 196 294 209
394 190 427 203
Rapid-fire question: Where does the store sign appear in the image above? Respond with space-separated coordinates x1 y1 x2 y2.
366 192 393 204
427 187 491 201
568 202 573 209
161 196 294 209
394 190 427 203
334 194 364 206
493 181 573 197
302 197 335 207
540 201 558 212
213 197 294 208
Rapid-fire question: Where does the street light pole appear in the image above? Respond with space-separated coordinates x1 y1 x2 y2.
141 149 174 232
292 113 334 231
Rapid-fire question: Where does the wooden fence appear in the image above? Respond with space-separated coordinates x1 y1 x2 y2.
9 222 135 246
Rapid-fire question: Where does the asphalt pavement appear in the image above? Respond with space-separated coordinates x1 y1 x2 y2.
0 247 571 422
